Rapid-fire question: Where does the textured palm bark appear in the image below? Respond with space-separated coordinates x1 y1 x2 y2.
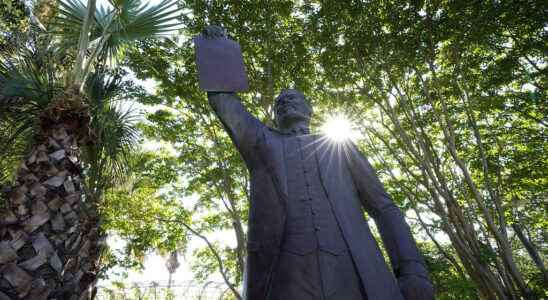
0 122 102 300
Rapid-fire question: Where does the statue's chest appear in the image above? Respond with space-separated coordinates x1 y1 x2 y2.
283 136 324 198
282 135 329 208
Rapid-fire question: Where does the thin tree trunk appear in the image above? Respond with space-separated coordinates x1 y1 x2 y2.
362 131 469 281
353 65 513 299
511 222 547 283
422 13 532 297
179 221 242 300
361 121 506 299
208 122 247 283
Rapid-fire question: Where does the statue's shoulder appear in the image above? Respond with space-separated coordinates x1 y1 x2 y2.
310 133 326 139
265 127 284 138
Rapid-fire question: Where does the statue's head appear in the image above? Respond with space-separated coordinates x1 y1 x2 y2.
274 89 313 130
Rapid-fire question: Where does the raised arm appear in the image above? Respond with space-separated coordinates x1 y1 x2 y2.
344 142 434 300
197 26 265 166
208 92 265 167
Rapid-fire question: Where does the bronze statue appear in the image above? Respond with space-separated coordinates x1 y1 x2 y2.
197 26 434 300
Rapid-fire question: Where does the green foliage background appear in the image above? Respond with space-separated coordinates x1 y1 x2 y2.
1 0 546 299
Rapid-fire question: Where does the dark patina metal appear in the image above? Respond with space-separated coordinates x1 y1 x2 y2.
194 27 249 91
198 26 434 300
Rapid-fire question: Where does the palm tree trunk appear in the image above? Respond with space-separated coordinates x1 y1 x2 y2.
0 116 101 299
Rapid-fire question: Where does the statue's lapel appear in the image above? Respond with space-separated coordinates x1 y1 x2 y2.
315 136 346 193
262 130 288 198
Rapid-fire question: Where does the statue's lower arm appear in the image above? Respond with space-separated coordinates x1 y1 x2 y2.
345 141 434 299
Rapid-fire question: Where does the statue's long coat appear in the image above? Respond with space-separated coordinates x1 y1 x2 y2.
209 93 429 300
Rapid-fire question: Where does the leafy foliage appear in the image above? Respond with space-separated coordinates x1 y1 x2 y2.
0 0 29 52
1 0 545 299
112 1 546 299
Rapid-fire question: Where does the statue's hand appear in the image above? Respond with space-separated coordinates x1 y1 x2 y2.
202 25 227 39
398 275 434 300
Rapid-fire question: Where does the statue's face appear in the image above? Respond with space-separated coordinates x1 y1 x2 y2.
275 90 311 129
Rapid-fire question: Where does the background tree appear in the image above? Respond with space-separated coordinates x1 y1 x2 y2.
305 0 546 298
165 251 180 289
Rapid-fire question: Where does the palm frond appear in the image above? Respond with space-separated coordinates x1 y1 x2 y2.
82 71 140 193
116 0 181 37
101 0 181 64
94 4 115 34
52 0 181 68
0 47 62 136
0 48 61 185
0 51 60 106
85 67 122 105
50 0 90 51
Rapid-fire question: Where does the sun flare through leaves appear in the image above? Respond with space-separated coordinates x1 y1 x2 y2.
320 113 359 142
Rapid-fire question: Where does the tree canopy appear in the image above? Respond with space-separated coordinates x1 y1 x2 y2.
1 1 546 299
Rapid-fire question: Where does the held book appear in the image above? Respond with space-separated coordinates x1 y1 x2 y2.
194 35 249 92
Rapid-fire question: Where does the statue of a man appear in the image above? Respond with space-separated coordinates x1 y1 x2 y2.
201 26 434 300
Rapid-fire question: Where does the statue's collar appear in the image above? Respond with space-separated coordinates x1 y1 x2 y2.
278 125 310 136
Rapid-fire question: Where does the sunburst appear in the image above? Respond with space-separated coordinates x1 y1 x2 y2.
320 113 359 142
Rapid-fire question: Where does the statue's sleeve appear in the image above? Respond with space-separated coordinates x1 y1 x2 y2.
208 92 264 166
344 141 430 281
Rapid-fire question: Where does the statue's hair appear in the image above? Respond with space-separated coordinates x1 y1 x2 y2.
274 89 313 116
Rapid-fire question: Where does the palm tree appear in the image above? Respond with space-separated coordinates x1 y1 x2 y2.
165 250 180 289
0 1 179 298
